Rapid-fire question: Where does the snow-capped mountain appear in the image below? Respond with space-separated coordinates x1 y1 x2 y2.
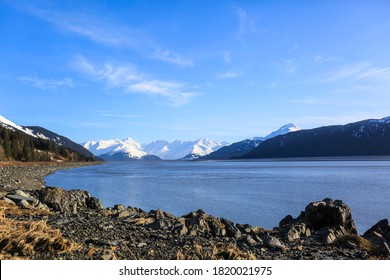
243 117 390 159
142 138 228 160
261 123 300 141
202 123 300 160
83 137 228 160
83 137 159 160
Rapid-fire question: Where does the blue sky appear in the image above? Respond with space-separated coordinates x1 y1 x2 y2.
1 0 390 143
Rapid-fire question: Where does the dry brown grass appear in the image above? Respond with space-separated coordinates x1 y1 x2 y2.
334 234 381 254
176 243 257 260
0 199 51 217
0 200 81 259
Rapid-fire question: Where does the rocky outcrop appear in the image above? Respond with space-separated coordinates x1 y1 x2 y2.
277 198 358 245
39 187 103 213
4 189 49 210
302 198 357 234
363 219 390 254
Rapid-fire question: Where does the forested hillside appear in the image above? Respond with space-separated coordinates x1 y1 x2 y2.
0 126 94 162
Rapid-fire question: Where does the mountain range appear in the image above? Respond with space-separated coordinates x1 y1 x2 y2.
83 138 229 160
241 117 390 159
82 124 301 161
201 123 300 160
4 113 390 162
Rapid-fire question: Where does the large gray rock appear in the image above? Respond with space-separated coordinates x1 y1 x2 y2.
317 226 348 244
283 223 311 242
221 218 242 239
39 187 70 212
146 219 172 230
39 187 103 213
264 236 285 250
363 219 390 255
303 198 357 234
87 197 104 210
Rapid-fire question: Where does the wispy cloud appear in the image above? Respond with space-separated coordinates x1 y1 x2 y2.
322 63 390 83
20 5 143 47
128 80 196 107
216 71 241 79
290 98 329 105
237 7 256 35
14 3 193 67
74 56 197 106
223 51 231 63
152 49 194 67
19 76 74 91
100 113 143 118
314 55 338 64
284 59 297 74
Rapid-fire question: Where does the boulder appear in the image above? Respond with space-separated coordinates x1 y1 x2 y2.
17 199 34 209
363 219 389 241
304 198 357 234
173 223 188 235
39 187 70 212
317 226 348 244
86 197 104 210
3 197 16 205
39 187 103 213
279 215 294 227
221 218 241 239
282 223 311 242
68 190 90 209
264 236 285 251
114 204 125 211
363 219 390 255
145 219 172 231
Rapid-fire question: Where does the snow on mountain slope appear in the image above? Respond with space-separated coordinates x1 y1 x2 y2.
142 138 228 159
262 123 300 141
83 137 152 159
84 137 228 160
202 123 301 160
83 139 123 156
0 115 36 137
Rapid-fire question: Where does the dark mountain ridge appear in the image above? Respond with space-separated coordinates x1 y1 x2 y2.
24 126 94 158
241 117 390 159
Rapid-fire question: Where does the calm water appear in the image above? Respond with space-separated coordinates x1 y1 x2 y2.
45 160 390 233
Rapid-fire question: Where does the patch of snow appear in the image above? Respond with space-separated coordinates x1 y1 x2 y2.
0 115 36 137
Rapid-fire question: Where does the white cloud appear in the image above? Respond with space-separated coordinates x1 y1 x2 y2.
23 5 142 47
128 81 196 107
74 56 141 85
237 7 257 35
314 55 338 64
223 52 231 63
322 63 390 83
152 49 194 67
19 77 74 90
74 56 196 106
216 71 241 79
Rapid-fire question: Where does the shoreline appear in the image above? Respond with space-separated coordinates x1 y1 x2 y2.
1 161 389 260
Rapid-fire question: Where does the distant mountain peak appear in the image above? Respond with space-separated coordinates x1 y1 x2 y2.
263 123 300 140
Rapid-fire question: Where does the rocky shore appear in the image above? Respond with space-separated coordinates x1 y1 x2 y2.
1 163 389 260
